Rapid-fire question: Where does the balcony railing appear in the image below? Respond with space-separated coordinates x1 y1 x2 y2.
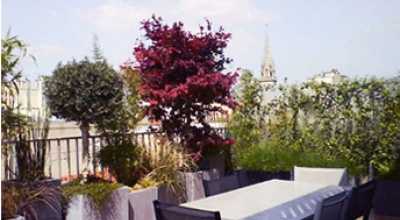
2 127 227 181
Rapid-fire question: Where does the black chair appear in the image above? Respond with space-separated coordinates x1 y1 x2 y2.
203 174 240 196
153 200 221 220
313 191 349 220
345 180 376 220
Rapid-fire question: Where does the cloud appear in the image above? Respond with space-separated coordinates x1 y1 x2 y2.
79 0 271 33
79 1 153 32
31 44 67 58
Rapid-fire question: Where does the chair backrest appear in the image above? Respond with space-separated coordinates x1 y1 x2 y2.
203 174 240 196
313 191 349 220
345 180 376 220
153 200 221 220
294 166 349 186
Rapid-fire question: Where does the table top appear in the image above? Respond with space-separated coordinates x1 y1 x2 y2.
181 179 344 220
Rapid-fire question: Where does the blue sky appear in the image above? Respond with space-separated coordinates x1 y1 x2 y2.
2 0 400 82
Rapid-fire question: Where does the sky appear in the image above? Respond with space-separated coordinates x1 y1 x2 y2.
2 0 400 83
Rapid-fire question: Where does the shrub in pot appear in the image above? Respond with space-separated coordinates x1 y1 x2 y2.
62 175 125 220
2 121 63 220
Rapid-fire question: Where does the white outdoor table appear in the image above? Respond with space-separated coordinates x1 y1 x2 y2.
181 179 345 220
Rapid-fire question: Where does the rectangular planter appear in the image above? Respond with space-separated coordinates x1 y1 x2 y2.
183 169 220 202
66 186 130 220
127 187 158 220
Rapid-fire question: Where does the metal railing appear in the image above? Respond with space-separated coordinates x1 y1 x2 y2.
2 128 227 181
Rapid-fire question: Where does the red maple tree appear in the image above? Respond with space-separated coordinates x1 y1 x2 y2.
132 16 237 159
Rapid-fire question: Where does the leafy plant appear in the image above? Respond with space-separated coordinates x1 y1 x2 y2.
134 135 195 202
228 70 266 162
98 139 151 186
237 140 348 172
2 181 61 220
133 16 237 159
256 76 400 177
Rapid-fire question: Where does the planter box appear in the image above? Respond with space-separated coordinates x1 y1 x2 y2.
2 179 62 220
157 185 180 205
127 187 158 220
373 180 400 217
66 186 130 220
183 169 220 202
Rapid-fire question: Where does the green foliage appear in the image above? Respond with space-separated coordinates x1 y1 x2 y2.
228 70 266 155
62 177 121 212
261 76 400 177
96 67 143 135
232 73 400 178
1 31 33 141
14 116 50 182
236 140 348 172
98 140 151 186
43 58 123 125
134 136 195 202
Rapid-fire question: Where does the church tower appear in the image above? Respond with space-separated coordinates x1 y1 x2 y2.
259 26 277 87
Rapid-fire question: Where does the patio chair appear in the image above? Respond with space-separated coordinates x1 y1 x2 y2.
313 191 349 220
203 174 240 196
345 180 376 220
294 166 350 186
153 200 221 220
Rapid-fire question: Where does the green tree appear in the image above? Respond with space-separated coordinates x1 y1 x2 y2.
228 70 265 160
43 57 124 158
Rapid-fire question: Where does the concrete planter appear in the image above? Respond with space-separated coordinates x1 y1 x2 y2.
66 186 130 220
127 187 158 220
183 169 220 202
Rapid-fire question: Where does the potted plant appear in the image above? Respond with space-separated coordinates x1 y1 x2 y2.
62 174 127 220
2 117 63 220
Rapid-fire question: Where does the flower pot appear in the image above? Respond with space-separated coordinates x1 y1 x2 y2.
127 187 158 220
373 180 400 217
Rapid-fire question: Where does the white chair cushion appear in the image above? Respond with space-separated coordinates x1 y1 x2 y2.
294 166 349 186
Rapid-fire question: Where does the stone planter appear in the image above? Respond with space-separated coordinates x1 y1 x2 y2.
66 186 130 220
157 185 181 205
127 187 158 220
183 169 220 202
2 179 62 220
373 180 400 218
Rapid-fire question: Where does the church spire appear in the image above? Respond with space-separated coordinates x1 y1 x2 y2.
260 25 277 85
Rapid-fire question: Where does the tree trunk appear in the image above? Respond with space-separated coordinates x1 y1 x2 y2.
80 122 90 159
